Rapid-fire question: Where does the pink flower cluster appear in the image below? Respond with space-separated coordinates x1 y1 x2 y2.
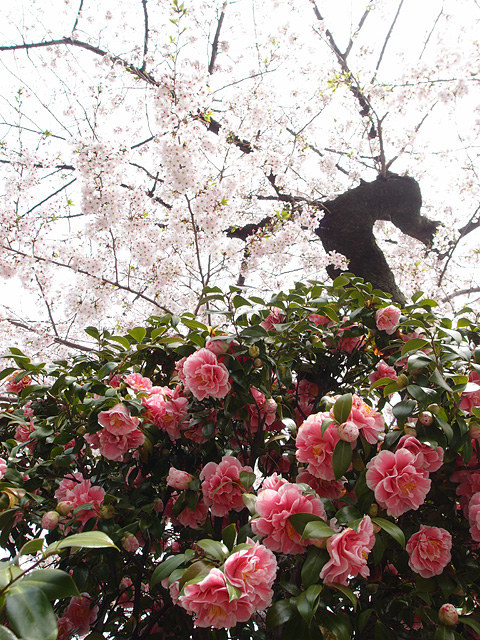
55 473 105 528
348 395 385 444
460 371 480 413
200 456 252 517
260 307 284 331
368 360 398 386
4 373 31 394
406 525 452 578
57 593 99 639
142 385 189 439
180 348 231 400
251 481 327 554
179 542 276 628
87 404 145 461
320 516 375 585
296 412 342 481
246 387 278 433
366 449 431 517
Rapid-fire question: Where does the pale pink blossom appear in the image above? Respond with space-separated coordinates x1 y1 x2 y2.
62 593 99 635
375 305 401 335
175 495 209 529
308 314 330 326
260 307 284 331
348 395 385 444
89 427 144 461
296 412 343 481
337 421 359 442
296 469 346 499
124 373 153 392
397 435 444 472
468 493 480 541
98 404 139 435
200 456 252 517
368 360 398 385
22 400 34 418
0 458 6 481
260 472 289 493
246 387 277 433
182 348 231 400
251 482 327 554
122 533 140 553
142 385 189 439
179 568 253 628
224 542 277 609
56 616 75 640
118 577 135 609
14 422 35 444
41 511 60 530
63 479 105 527
460 371 480 413
335 324 364 353
406 525 452 578
454 470 480 516
320 516 375 585
366 449 431 517
205 337 229 356
166 467 193 490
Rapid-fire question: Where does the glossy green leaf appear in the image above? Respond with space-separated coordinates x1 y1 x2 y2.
21 569 79 600
433 625 456 640
328 583 358 610
401 338 430 356
321 417 334 435
6 586 57 640
371 517 405 548
196 539 228 562
239 470 256 491
18 538 44 558
333 393 352 424
151 554 186 587
392 400 416 420
302 520 336 541
222 523 237 551
458 615 480 634
332 439 353 480
45 531 118 556
178 560 213 591
0 625 19 640
266 599 295 628
296 584 322 625
301 546 327 588
288 512 329 535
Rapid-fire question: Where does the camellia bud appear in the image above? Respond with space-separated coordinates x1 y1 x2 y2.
253 358 263 369
396 374 409 389
404 426 417 437
99 504 115 519
76 426 86 436
368 503 378 517
41 511 60 530
418 411 433 426
264 398 277 414
470 422 480 440
438 603 458 627
248 345 260 358
122 533 140 553
337 421 359 442
427 403 441 415
56 501 73 516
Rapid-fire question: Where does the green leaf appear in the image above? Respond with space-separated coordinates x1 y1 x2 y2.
127 327 147 343
242 493 257 515
333 393 352 424
429 368 453 393
302 520 336 541
196 539 228 562
179 560 213 590
289 513 329 535
328 583 358 610
222 523 237 551
333 275 350 288
296 584 322 625
18 539 44 558
239 470 256 491
226 581 242 602
458 615 480 634
6 586 57 640
0 625 19 640
321 417 334 435
266 599 295 628
45 531 118 556
371 517 405 548
301 546 328 588
21 569 79 600
401 338 430 356
433 625 456 640
392 400 416 420
332 440 353 480
96 361 118 379
151 554 186 587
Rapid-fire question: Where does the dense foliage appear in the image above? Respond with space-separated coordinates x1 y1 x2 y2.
2 277 480 639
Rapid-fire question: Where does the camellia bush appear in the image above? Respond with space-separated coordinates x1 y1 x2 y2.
2 276 480 639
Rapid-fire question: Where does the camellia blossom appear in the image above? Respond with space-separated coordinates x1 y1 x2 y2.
468 493 480 541
260 307 284 331
98 404 140 435
375 305 401 334
251 481 327 554
0 458 7 481
166 467 193 490
406 525 452 578
55 476 105 528
179 568 253 629
124 373 153 392
368 360 398 385
365 449 431 517
223 542 277 609
87 427 145 462
296 412 343 481
460 371 480 413
200 456 252 517
246 387 277 433
296 469 346 500
397 435 444 473
61 593 99 635
347 395 385 445
182 348 231 400
142 385 189 440
320 516 375 585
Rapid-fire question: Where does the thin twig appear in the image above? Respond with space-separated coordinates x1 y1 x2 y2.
140 0 149 72
24 178 76 216
443 287 480 303
34 275 59 337
372 0 405 81
208 1 227 74
72 0 84 34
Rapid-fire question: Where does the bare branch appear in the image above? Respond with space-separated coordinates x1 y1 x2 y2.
419 5 444 61
4 318 95 353
443 287 480 303
373 0 405 80
35 274 59 337
208 1 227 75
344 5 372 58
72 0 85 35
140 0 149 72
438 204 480 286
24 178 76 217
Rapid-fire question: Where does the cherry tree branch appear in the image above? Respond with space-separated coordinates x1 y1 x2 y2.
4 318 94 352
372 0 405 81
443 287 480 303
208 1 227 74
140 0 150 72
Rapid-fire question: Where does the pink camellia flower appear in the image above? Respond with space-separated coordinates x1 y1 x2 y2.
397 435 444 473
142 385 189 440
365 449 431 517
205 337 229 356
375 305 401 335
468 493 480 541
118 577 135 609
246 387 277 433
56 616 75 640
182 348 231 401
0 458 7 481
179 568 253 628
292 379 319 425
406 525 452 578
98 404 139 435
90 427 145 462
166 467 193 490
251 482 327 554
200 456 252 517
460 371 480 414
4 372 31 394
124 373 153 392
368 360 398 385
296 412 343 481
260 472 289 493
41 511 60 530
224 542 277 609
337 421 359 442
454 470 480 517
320 516 375 586
55 474 105 528
347 395 385 445
308 313 331 326
260 307 284 331
62 593 99 635
22 400 34 418
122 533 140 553
296 469 346 500
176 496 209 529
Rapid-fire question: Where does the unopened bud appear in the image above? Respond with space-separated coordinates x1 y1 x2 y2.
338 421 359 442
99 504 115 519
264 398 277 414
418 411 433 426
41 511 60 530
76 426 86 436
248 345 260 358
438 604 458 627
56 501 73 516
122 533 140 553
368 504 378 517
253 358 263 369
397 374 408 388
